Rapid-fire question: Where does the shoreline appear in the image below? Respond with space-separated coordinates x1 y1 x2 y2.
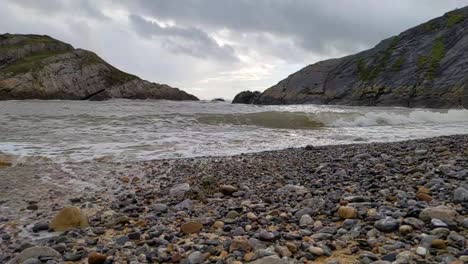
0 134 467 263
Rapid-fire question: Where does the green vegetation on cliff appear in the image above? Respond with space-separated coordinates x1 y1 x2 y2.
447 11 465 27
0 50 67 75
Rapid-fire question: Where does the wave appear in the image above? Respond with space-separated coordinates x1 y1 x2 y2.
197 111 325 129
197 109 468 129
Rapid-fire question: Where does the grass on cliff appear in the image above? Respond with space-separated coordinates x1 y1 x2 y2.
107 68 138 86
447 11 465 27
357 36 400 81
0 51 65 75
417 38 446 79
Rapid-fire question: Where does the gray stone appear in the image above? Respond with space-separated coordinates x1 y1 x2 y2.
375 217 399 232
299 214 314 227
187 251 204 264
11 246 61 263
170 183 191 197
453 187 468 203
153 203 168 213
251 256 285 264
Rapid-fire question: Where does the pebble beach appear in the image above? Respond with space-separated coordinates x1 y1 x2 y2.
0 135 467 264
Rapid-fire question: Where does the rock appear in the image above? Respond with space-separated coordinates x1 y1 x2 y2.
0 34 198 101
128 232 141 240
22 259 41 264
309 246 325 256
245 8 468 108
250 256 285 264
170 183 191 197
403 217 425 229
431 239 447 249
63 252 84 261
453 187 468 203
153 203 168 213
11 246 61 263
416 246 427 256
375 217 399 232
213 221 224 229
50 206 89 231
299 214 314 227
275 246 292 258
181 221 203 234
431 218 448 228
226 210 239 219
88 252 107 264
187 251 204 264
229 237 253 252
115 235 129 245
232 91 261 104
416 192 432 202
338 206 357 219
246 212 258 221
399 225 413 235
32 222 49 232
220 184 238 195
258 230 275 241
344 196 370 203
174 199 193 210
419 206 458 223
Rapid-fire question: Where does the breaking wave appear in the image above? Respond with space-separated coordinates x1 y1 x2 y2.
197 109 468 129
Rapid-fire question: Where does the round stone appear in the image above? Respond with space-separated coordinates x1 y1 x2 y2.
338 206 357 219
308 246 325 256
299 214 314 227
181 221 203 234
375 217 399 232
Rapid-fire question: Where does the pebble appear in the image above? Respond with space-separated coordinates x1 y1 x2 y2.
375 217 399 232
338 206 357 219
299 214 314 227
181 221 203 234
88 252 107 264
453 187 468 202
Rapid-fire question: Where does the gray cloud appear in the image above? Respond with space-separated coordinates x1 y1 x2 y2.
1 0 468 99
124 0 468 56
129 14 238 62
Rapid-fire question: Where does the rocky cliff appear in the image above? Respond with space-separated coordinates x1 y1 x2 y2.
238 7 468 108
0 34 198 101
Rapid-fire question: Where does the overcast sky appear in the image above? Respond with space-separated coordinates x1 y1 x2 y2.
1 0 467 99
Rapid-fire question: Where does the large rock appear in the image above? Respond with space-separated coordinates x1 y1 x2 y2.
0 34 198 101
419 206 459 223
50 206 89 231
232 90 261 104
235 7 468 108
10 246 61 263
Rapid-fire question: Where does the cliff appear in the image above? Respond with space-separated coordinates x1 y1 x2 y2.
236 7 468 108
0 34 198 101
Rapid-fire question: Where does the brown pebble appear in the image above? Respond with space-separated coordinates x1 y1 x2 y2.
180 221 203 234
88 252 107 264
338 206 357 219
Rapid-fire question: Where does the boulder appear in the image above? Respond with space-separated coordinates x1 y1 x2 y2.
232 91 261 104
50 206 89 231
10 246 61 263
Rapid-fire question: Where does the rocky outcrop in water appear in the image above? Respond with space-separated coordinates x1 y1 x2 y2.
235 7 468 108
232 90 261 104
0 34 198 101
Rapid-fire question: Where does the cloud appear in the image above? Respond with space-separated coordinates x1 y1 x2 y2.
1 0 468 99
129 14 238 62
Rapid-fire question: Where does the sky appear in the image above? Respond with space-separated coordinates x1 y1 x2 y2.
1 0 467 100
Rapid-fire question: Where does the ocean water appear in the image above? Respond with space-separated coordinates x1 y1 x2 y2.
0 100 467 164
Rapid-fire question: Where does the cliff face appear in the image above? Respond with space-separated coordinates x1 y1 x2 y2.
0 34 198 101
241 7 468 108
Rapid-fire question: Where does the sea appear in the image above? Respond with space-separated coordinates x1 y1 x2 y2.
0 99 467 164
